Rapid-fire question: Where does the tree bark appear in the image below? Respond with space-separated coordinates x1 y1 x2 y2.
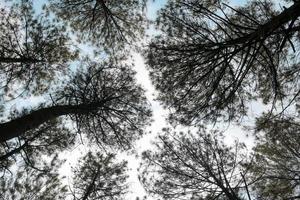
0 99 111 143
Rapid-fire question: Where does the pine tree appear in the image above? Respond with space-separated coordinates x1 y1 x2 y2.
146 0 300 124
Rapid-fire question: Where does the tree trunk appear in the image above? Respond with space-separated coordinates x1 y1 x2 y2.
0 100 111 143
0 142 28 161
224 2 300 46
0 57 42 63
82 165 101 200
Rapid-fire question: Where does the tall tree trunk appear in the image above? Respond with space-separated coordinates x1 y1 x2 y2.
0 99 112 143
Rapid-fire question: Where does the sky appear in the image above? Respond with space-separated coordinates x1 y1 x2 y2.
1 0 275 199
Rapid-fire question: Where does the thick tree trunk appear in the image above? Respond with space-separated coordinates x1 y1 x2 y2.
0 100 110 143
0 57 42 63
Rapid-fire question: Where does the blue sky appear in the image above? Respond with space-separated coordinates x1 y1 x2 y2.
147 0 167 20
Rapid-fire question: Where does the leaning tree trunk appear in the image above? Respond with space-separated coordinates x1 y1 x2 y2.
221 2 300 46
0 56 42 63
0 99 112 143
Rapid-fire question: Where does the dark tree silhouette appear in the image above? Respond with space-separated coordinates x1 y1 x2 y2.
0 2 76 98
49 0 147 50
247 115 300 200
140 128 252 200
146 0 300 124
4 1 300 200
0 59 151 150
0 154 67 200
0 119 74 174
0 151 130 200
0 1 150 200
70 152 128 200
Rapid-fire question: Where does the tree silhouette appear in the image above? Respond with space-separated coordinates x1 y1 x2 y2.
0 1 150 199
0 2 76 98
49 0 147 50
70 152 128 200
2 0 299 199
140 128 252 200
0 150 130 200
0 154 67 200
0 59 151 150
146 0 300 124
0 119 74 174
248 115 300 200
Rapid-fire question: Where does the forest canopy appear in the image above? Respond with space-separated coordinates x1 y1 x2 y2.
0 0 299 199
